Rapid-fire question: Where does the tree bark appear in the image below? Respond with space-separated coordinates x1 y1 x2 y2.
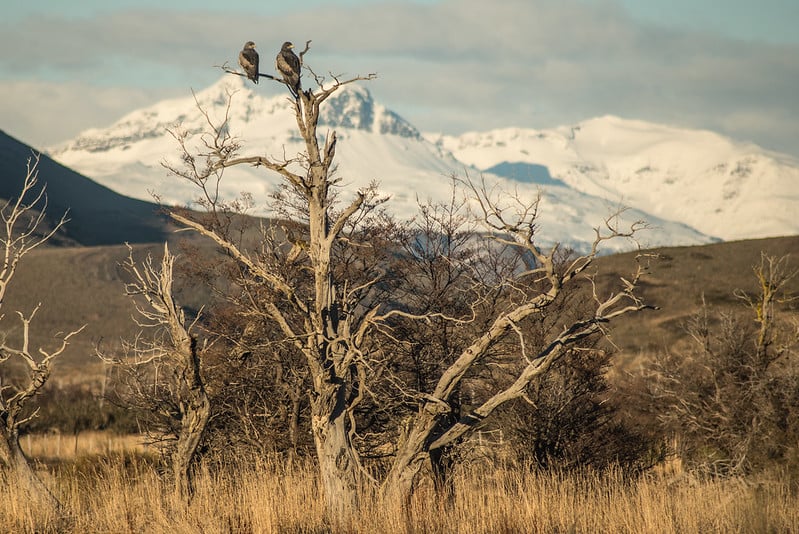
172 355 211 502
288 385 302 459
381 411 437 504
312 406 361 522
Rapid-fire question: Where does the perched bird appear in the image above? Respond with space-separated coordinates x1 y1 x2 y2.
276 41 301 96
239 41 260 84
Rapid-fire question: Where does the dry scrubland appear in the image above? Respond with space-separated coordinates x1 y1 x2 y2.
2 434 798 533
2 229 798 531
2 235 797 377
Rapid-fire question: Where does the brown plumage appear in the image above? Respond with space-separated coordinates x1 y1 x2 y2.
276 41 301 96
239 41 259 84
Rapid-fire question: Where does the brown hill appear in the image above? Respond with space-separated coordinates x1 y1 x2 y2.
0 244 161 379
0 235 222 377
594 235 799 367
1 234 796 382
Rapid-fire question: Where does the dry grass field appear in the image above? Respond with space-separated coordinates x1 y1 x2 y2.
19 432 151 460
2 433 797 533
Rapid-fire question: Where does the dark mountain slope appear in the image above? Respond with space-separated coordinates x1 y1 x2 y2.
0 129 167 246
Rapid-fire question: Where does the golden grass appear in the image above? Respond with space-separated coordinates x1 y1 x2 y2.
2 434 798 533
21 432 151 460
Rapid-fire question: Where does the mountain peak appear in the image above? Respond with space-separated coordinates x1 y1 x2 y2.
319 85 420 139
49 77 419 157
192 74 256 106
181 76 421 139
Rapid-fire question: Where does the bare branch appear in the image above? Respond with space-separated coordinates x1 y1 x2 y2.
0 156 86 511
170 211 308 316
215 60 277 81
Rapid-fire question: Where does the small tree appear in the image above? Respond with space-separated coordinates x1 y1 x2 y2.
0 155 84 512
102 244 210 501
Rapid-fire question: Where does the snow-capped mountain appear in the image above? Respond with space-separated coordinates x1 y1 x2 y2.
48 76 456 220
431 118 799 242
48 75 795 253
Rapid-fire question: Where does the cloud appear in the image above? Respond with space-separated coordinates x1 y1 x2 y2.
1 0 798 156
0 80 179 148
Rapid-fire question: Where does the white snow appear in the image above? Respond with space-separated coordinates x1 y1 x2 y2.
48 76 798 253
432 116 799 242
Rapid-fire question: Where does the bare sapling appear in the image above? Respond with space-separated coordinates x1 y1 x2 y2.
0 155 85 513
101 243 210 501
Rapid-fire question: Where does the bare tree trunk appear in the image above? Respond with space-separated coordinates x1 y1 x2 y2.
173 400 210 501
311 400 361 521
173 339 211 502
299 84 371 519
381 412 437 504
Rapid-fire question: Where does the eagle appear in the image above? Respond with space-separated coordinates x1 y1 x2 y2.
276 41 301 97
239 41 260 84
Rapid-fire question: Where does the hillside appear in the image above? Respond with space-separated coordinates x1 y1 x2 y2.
0 239 211 378
1 234 795 380
0 130 168 246
594 234 799 365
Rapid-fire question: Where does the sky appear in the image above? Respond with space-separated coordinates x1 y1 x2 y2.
2 0 798 159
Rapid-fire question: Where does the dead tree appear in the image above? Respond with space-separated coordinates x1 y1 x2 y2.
105 243 210 501
378 177 654 501
166 41 378 521
164 43 652 517
0 155 84 513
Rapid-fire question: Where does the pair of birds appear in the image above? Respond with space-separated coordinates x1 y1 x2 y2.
239 41 301 96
